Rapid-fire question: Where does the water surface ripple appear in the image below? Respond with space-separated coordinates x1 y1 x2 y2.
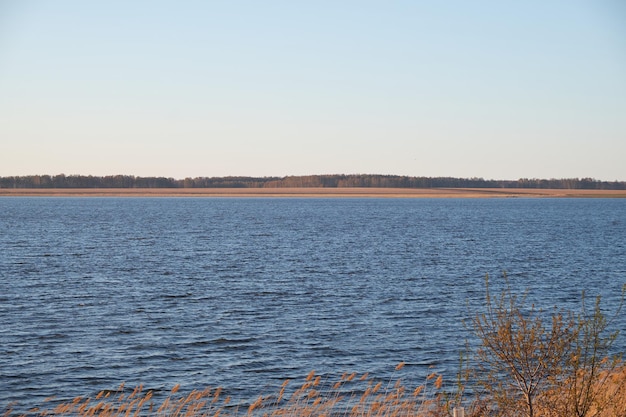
1 198 625 412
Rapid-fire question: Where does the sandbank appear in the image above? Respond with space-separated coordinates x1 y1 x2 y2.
1 188 625 198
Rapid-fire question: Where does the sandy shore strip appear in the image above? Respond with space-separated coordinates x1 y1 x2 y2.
1 188 626 198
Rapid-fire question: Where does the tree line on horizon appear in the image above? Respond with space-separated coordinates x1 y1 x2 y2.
1 174 625 190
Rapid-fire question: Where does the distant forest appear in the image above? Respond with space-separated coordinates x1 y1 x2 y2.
2 174 626 190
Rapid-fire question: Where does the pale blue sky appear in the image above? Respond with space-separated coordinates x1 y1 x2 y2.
1 1 625 180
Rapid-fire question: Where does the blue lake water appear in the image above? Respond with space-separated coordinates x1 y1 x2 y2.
1 197 625 413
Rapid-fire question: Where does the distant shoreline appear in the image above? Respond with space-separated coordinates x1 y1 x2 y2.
2 188 626 198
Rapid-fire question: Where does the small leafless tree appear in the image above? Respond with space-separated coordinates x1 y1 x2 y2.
472 275 575 417
471 275 625 417
544 291 625 417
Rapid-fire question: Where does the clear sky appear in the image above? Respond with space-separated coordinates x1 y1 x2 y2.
1 1 625 180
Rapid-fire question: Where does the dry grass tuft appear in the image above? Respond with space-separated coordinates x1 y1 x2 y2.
6 363 625 416
4 364 458 417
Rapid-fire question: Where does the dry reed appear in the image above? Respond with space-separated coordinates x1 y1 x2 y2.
3 364 455 417
5 362 625 417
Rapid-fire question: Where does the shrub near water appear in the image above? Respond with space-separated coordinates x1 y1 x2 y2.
471 276 626 417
